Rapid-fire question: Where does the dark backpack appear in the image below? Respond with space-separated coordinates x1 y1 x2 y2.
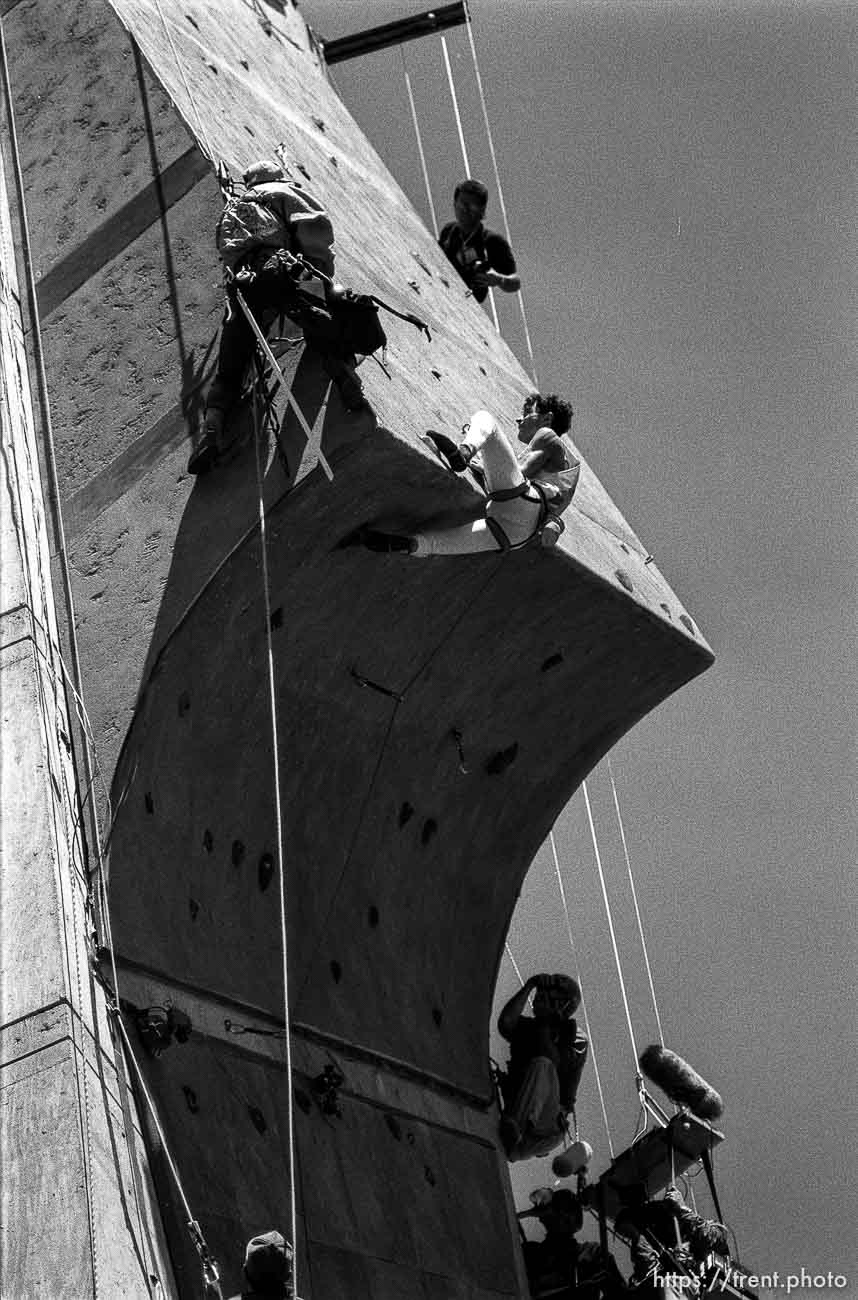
326 290 388 358
215 189 286 269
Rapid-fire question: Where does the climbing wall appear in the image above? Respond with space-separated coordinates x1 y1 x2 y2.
1 0 713 1294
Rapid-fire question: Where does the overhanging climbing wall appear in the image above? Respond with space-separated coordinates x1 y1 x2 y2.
2 0 713 1294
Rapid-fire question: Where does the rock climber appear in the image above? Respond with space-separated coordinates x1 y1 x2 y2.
190 159 363 475
496 972 588 1162
343 391 578 556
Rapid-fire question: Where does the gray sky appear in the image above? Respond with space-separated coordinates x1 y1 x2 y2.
303 0 856 1288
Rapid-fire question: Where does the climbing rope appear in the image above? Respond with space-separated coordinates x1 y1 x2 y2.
112 1012 224 1298
440 34 471 177
607 758 666 1048
548 830 615 1161
462 3 539 386
249 371 300 1292
582 780 640 1073
504 940 525 986
400 45 438 233
439 33 501 333
151 0 215 162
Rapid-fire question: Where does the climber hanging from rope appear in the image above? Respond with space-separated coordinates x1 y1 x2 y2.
495 971 588 1162
189 158 365 475
438 178 520 303
342 391 578 556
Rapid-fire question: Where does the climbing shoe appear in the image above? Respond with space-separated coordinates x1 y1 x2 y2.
422 430 472 473
322 355 365 412
362 530 417 554
498 1115 521 1155
336 527 416 554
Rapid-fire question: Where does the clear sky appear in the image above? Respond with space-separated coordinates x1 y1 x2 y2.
302 0 856 1290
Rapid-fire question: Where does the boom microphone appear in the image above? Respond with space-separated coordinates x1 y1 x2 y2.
639 1044 724 1120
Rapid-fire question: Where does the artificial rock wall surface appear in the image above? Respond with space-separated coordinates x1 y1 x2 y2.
2 0 712 1293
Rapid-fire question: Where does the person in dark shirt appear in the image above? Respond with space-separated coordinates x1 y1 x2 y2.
520 1188 627 1298
438 179 520 303
226 1230 296 1300
496 972 588 1162
615 1186 730 1287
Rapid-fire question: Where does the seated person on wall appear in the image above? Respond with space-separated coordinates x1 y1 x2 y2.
227 1230 297 1300
496 973 588 1162
191 158 364 475
615 1185 729 1290
520 1188 627 1298
438 178 520 303
345 391 579 556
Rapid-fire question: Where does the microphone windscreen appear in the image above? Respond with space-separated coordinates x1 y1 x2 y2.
639 1044 724 1120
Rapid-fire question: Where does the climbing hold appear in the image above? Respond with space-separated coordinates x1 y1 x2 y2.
432 1007 443 1028
330 959 342 983
144 792 154 814
240 58 249 70
203 828 214 853
189 898 199 920
421 818 437 845
295 1088 312 1115
258 852 274 891
484 742 519 776
248 1106 267 1134
368 905 380 928
679 613 696 636
660 603 672 619
312 116 326 132
270 606 283 630
541 652 563 672
178 690 190 716
615 568 634 593
185 14 199 28
312 1064 344 1117
398 802 414 827
424 1165 436 1186
451 728 468 774
431 369 442 380
231 839 245 867
385 1114 403 1141
182 1085 199 1114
